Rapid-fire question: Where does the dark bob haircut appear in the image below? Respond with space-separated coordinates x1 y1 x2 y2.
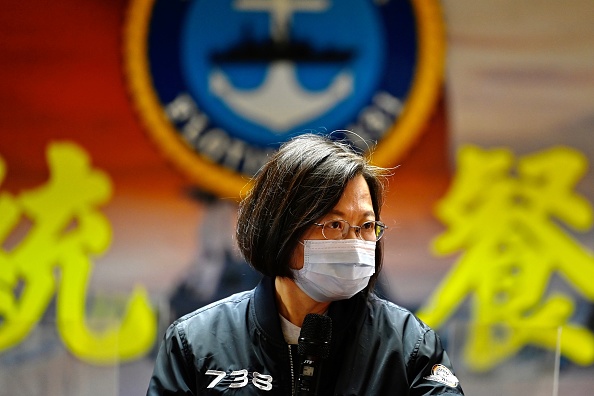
236 133 388 292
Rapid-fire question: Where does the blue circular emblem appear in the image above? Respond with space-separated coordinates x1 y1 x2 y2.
125 0 444 198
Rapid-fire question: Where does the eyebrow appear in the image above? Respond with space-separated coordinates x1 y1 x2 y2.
326 209 376 219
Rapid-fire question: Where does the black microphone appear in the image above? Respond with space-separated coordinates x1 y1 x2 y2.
296 313 332 396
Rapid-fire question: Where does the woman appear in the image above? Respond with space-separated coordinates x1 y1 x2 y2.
148 134 464 395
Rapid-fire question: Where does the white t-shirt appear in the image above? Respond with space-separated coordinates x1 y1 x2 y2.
279 314 301 345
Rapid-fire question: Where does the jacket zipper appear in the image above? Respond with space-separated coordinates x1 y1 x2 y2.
288 345 295 396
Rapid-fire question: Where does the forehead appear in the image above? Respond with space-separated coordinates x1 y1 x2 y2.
326 175 375 218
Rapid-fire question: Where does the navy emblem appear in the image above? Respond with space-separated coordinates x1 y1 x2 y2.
124 0 445 198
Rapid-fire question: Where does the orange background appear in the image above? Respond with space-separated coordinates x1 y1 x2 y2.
0 0 451 304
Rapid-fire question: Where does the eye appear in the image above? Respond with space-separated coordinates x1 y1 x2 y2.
326 220 345 230
361 221 375 230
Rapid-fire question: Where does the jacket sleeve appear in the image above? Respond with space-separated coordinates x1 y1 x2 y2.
408 328 465 395
147 323 197 396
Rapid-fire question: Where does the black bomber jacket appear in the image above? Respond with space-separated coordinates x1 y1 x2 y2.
147 277 464 395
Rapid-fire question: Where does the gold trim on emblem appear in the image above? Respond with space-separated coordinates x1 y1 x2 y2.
123 0 445 200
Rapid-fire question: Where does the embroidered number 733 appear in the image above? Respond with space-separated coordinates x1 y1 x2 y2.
205 369 273 391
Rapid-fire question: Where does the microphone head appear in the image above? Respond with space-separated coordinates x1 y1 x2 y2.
298 313 332 358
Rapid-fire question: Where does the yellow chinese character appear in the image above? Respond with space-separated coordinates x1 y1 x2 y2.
417 145 594 371
0 142 156 364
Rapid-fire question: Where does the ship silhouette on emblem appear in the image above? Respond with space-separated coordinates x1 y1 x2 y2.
208 21 356 133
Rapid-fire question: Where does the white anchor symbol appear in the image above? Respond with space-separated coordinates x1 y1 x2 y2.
209 0 354 133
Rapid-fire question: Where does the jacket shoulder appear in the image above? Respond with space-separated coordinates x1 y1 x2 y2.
172 289 253 329
367 294 430 332
366 295 435 357
165 289 254 353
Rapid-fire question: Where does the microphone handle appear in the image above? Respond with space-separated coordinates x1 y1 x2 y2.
297 354 322 396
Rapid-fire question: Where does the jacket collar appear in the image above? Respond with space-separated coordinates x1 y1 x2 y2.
251 276 286 346
252 276 367 349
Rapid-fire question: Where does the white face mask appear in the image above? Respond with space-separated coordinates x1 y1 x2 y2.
291 239 376 302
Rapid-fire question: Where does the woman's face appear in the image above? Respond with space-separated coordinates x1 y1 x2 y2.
289 174 375 270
